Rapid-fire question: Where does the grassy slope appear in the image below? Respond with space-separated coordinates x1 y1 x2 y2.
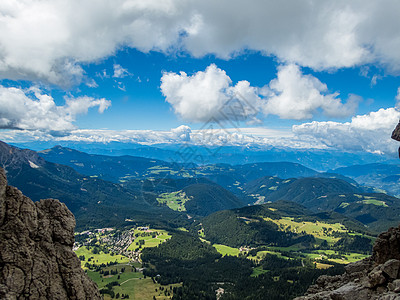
156 191 189 212
213 244 240 256
75 246 129 268
127 229 171 251
263 217 348 244
87 264 180 300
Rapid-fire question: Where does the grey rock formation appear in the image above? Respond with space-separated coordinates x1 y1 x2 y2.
391 122 400 158
0 167 101 299
295 224 400 300
392 122 400 142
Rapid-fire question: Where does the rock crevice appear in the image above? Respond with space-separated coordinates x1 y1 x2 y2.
0 167 101 299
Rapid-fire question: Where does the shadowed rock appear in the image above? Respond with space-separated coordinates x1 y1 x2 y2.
392 122 400 142
0 167 101 300
391 122 400 158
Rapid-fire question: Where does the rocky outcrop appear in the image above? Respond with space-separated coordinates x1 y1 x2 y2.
392 122 400 158
294 225 400 300
392 122 400 142
0 168 101 299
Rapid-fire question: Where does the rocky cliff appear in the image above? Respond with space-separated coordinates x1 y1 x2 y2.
392 122 400 158
0 167 101 299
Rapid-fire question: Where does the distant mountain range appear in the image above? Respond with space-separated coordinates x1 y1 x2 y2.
0 141 187 229
2 140 400 233
12 140 398 171
331 163 400 197
38 145 354 193
39 145 178 182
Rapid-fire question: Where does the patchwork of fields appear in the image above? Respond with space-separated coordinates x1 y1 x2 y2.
75 227 175 299
127 229 171 251
74 216 374 298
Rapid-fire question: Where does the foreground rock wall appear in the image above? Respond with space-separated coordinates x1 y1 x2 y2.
0 168 101 299
294 225 400 300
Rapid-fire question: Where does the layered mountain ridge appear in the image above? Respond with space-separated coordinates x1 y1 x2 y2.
294 121 400 299
3 141 400 232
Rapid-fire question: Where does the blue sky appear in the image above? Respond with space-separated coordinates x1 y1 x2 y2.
1 0 400 156
86 50 398 126
71 49 399 129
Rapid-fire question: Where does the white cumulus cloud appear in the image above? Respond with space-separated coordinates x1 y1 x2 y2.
0 85 111 132
161 64 358 123
2 1 400 85
161 64 244 122
293 108 400 155
262 64 360 120
0 0 189 85
171 125 192 142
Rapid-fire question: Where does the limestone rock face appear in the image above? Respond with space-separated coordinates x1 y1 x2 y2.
294 224 400 300
0 168 101 300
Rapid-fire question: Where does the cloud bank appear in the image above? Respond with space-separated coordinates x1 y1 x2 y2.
293 108 400 155
0 125 319 150
2 0 400 85
1 106 399 156
0 85 111 132
161 64 358 122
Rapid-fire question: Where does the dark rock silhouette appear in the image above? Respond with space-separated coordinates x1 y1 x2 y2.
392 122 400 142
294 225 400 300
391 122 400 158
0 167 101 299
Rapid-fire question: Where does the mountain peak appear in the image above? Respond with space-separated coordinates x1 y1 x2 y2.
0 140 45 170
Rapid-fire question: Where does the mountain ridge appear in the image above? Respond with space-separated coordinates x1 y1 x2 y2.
0 140 190 230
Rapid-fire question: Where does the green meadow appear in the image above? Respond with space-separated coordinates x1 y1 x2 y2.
156 191 190 212
263 217 348 244
127 229 171 251
359 199 388 207
86 263 180 299
147 165 179 176
213 244 240 256
304 250 369 264
75 246 129 269
247 250 288 262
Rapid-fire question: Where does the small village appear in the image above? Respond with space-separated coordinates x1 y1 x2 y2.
74 226 169 262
